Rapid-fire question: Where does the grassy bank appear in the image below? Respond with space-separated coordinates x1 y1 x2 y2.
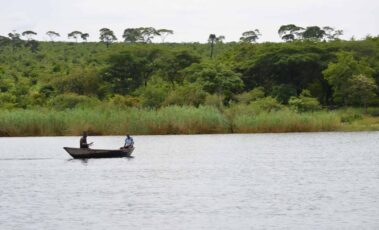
0 106 228 136
1 106 378 137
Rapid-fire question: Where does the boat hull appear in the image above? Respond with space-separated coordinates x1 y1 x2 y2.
64 147 134 159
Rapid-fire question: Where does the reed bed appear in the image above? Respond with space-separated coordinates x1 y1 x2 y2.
1 106 370 137
0 106 229 136
232 110 341 133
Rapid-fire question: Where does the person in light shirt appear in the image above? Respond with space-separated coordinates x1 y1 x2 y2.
124 134 134 148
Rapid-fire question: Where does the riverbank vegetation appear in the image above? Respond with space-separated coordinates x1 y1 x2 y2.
1 106 379 136
0 27 379 136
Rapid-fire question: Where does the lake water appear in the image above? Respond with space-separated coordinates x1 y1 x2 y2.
0 132 378 229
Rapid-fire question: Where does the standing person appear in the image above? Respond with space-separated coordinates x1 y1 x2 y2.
80 131 93 148
124 134 134 148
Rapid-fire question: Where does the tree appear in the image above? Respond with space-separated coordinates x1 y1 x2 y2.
51 69 105 97
240 29 261 43
46 31 60 41
323 26 343 41
278 24 303 41
102 48 164 94
7 32 23 49
158 50 201 85
140 27 159 43
68 31 82 42
157 29 174 43
8 32 21 41
300 26 326 41
99 28 117 47
123 28 143 43
81 33 89 42
347 74 377 111
0 35 11 46
22 30 37 40
236 43 332 103
183 62 244 100
216 35 225 43
122 27 159 43
271 84 297 104
323 51 374 105
26 40 39 53
208 34 216 58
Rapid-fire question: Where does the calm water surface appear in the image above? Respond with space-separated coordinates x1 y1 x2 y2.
0 132 378 229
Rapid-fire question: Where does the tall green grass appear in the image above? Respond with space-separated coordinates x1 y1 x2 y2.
232 110 341 133
0 106 228 136
2 106 371 137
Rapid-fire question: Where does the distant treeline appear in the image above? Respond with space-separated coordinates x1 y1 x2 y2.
0 24 345 44
0 33 378 112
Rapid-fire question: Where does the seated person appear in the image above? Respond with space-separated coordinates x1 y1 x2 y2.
124 134 134 148
80 132 93 148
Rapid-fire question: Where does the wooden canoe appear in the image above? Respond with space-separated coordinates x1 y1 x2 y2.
64 146 134 159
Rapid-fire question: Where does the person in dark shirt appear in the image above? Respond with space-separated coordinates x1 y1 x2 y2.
80 132 92 148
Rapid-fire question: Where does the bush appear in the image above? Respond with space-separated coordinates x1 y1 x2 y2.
109 95 141 107
163 83 206 107
235 87 265 104
271 84 297 104
51 69 106 97
288 90 321 112
0 93 17 109
204 94 225 109
48 93 100 110
250 96 283 113
340 114 363 123
138 79 170 108
368 108 379 117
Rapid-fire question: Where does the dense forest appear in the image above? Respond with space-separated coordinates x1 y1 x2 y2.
0 26 379 135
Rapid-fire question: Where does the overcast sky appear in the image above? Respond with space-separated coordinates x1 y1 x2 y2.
0 0 378 43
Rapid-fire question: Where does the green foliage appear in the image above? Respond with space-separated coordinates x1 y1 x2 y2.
51 69 106 97
288 90 321 112
48 93 100 110
109 95 140 107
156 29 174 43
183 61 244 98
240 29 261 43
323 51 375 105
347 74 377 108
99 28 117 47
0 36 378 112
233 110 340 133
278 24 303 41
204 94 225 109
46 31 60 41
368 108 379 117
68 31 83 42
138 78 170 108
250 96 283 112
163 83 206 107
301 26 326 41
103 48 163 94
0 92 17 109
157 50 201 85
271 84 297 104
235 87 265 104
122 27 159 43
